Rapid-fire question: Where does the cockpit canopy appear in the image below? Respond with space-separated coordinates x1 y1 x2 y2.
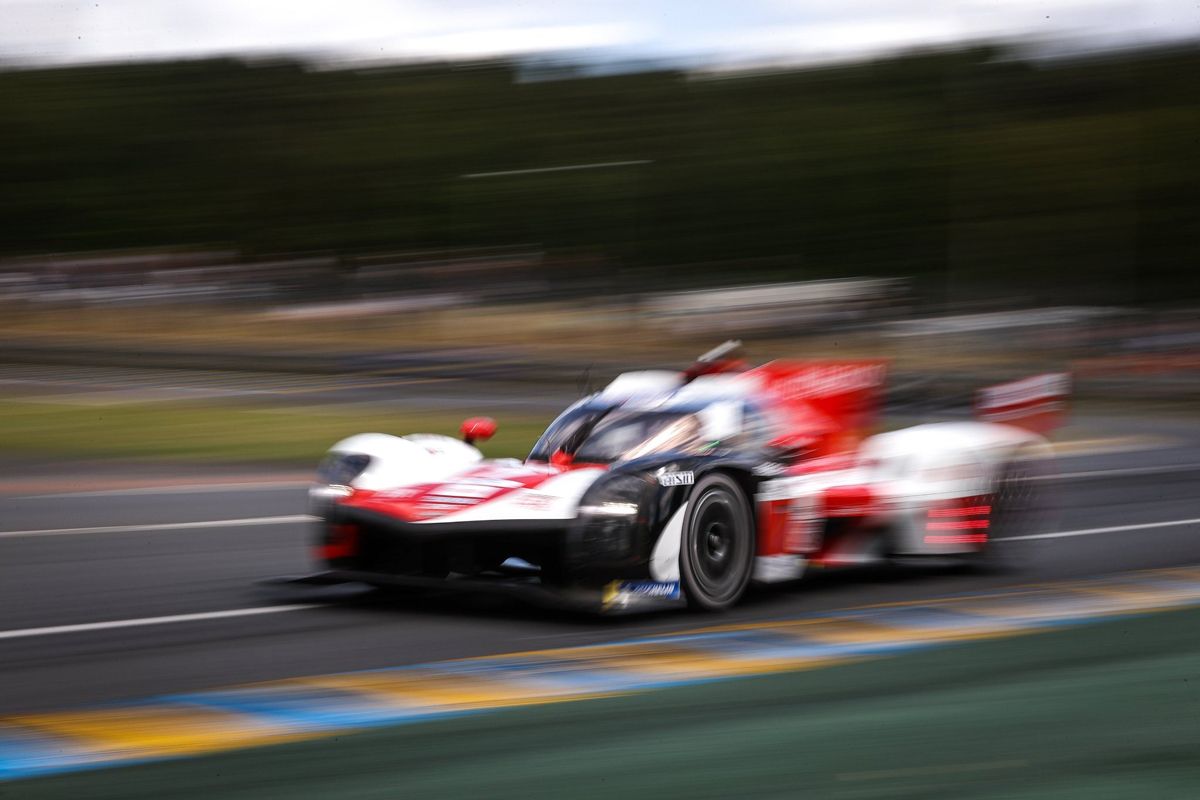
528 391 775 465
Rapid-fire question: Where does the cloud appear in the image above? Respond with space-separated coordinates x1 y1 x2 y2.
727 18 967 60
0 0 1196 67
378 24 646 60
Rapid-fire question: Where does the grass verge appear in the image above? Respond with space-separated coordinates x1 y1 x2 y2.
0 400 547 463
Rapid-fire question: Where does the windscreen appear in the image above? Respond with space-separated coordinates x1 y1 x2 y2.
527 405 609 462
574 410 707 463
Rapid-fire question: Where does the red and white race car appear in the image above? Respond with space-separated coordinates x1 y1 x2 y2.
304 343 1065 612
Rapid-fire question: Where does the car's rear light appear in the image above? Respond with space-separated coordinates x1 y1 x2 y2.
924 496 990 545
926 519 990 530
924 533 989 544
928 504 991 518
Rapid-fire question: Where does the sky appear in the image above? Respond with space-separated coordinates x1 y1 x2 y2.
2 0 1198 69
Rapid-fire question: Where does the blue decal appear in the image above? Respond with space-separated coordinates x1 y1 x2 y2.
618 581 681 601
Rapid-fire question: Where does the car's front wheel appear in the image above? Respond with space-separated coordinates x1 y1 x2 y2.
680 474 755 611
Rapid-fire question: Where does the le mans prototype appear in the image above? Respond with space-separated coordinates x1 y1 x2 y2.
303 343 1065 612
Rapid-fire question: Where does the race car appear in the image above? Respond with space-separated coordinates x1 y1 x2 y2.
303 342 1065 612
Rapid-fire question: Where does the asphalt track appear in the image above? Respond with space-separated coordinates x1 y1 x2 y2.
1 423 1198 719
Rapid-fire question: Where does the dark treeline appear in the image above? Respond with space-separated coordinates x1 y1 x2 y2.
2 45 1197 304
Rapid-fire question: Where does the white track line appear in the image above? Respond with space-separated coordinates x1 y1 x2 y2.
18 481 310 499
0 604 322 641
1007 517 1200 542
1033 462 1200 482
0 515 314 538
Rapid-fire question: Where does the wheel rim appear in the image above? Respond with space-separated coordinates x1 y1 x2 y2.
993 462 1039 538
998 465 1033 510
687 488 746 602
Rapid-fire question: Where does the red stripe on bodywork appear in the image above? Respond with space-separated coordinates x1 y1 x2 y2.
341 463 567 522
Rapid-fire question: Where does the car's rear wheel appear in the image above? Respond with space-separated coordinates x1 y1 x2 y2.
974 452 1045 571
680 474 754 611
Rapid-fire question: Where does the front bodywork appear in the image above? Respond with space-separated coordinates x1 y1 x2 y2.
312 453 708 612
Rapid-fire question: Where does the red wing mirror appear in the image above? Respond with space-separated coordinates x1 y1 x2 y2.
767 432 814 463
460 417 497 445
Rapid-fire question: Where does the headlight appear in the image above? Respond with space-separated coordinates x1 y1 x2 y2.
578 501 639 517
575 474 654 561
308 483 354 515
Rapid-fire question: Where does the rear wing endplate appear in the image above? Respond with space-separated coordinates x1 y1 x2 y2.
975 372 1070 435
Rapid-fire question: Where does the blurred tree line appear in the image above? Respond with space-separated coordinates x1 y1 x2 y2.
2 44 1197 304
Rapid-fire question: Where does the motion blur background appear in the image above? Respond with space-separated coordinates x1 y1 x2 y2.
2 1 1198 456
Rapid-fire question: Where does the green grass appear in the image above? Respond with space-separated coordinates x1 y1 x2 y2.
0 400 548 463
3 394 1189 466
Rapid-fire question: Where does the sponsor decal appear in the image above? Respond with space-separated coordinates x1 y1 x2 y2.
785 495 820 553
613 580 682 601
658 470 695 487
601 580 683 610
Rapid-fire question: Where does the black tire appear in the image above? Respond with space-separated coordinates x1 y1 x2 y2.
680 473 755 611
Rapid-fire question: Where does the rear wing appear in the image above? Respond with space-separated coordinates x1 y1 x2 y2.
684 339 747 383
975 372 1070 435
747 360 888 456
